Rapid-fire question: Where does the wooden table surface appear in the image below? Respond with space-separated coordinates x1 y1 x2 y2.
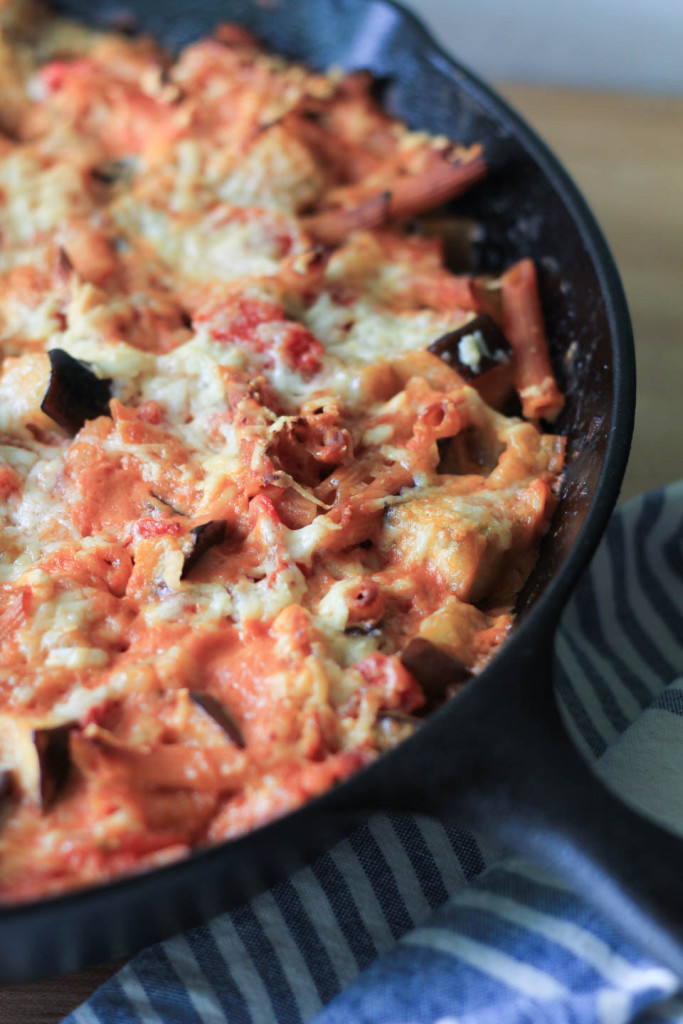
499 85 683 502
2 83 682 1022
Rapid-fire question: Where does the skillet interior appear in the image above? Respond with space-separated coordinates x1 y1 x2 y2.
0 0 635 982
49 0 634 614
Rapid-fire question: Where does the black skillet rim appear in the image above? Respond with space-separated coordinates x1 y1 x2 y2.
0 0 635 937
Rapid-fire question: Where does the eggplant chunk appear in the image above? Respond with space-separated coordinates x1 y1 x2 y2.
375 709 421 749
428 313 511 381
189 693 245 748
41 349 112 435
400 637 471 707
34 724 74 809
90 158 136 185
414 214 478 272
181 520 227 579
0 717 75 809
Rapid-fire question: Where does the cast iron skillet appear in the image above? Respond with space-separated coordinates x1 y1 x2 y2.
5 0 680 985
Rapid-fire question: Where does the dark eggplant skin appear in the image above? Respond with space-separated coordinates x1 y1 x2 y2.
428 313 511 381
33 724 75 810
180 521 227 579
40 349 112 435
189 693 246 748
90 158 136 185
400 637 470 708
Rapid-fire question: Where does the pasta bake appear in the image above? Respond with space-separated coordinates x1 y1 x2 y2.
0 1 565 901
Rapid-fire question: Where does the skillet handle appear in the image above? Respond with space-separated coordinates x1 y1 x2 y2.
429 630 683 978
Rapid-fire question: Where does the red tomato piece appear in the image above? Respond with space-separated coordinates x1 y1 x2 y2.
137 518 183 538
281 324 324 376
40 59 95 92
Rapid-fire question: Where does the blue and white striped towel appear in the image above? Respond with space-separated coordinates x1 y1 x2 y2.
64 482 683 1024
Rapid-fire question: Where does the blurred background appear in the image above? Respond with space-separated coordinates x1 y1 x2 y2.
401 0 683 500
402 0 683 94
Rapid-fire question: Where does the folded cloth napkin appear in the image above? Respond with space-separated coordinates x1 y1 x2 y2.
64 482 683 1024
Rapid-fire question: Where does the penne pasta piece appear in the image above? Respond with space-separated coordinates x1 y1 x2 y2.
303 192 391 246
322 505 384 551
274 485 319 529
304 152 486 245
501 258 565 421
412 270 481 312
385 151 487 222
345 579 385 630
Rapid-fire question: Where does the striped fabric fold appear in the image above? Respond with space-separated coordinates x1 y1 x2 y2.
65 482 683 1024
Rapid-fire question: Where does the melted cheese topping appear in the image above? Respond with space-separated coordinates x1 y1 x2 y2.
0 2 565 901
